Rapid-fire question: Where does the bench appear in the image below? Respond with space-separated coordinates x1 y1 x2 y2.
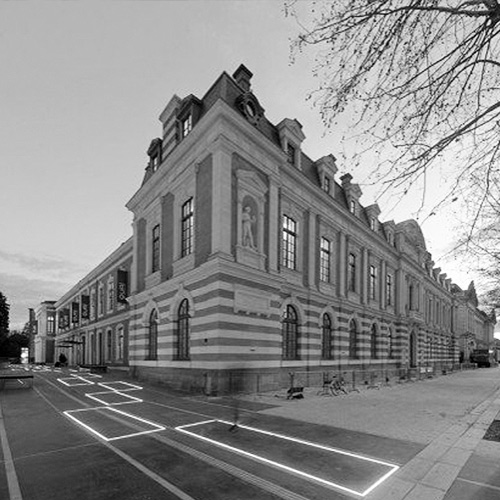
0 373 34 390
286 386 304 399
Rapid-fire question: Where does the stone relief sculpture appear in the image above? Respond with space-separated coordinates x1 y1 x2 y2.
242 206 256 249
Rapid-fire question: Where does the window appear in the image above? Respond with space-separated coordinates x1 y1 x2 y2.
176 299 190 360
106 329 113 362
47 314 55 334
323 176 330 194
287 143 296 165
151 155 159 172
107 276 115 313
348 253 356 292
370 217 376 231
90 288 96 321
321 314 332 359
370 324 377 359
320 237 331 282
387 328 394 358
282 215 297 270
350 200 356 215
369 265 377 300
152 225 160 272
116 326 124 361
349 320 358 359
386 274 393 306
408 284 414 310
282 305 298 360
181 198 194 257
182 115 192 138
147 310 158 360
98 282 104 317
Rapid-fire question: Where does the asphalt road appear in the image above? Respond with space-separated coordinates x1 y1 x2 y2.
0 369 424 500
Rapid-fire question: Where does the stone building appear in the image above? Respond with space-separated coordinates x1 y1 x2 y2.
53 238 132 368
33 301 56 364
48 65 495 394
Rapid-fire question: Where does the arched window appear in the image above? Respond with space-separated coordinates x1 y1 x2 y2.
321 313 332 359
387 328 394 359
370 324 377 359
349 320 358 359
106 328 113 362
176 299 190 360
148 310 158 360
116 326 124 361
282 305 299 360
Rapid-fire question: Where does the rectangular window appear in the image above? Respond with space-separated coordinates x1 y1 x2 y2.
47 314 55 334
369 265 377 300
350 200 356 215
282 215 297 270
98 284 104 317
287 143 296 165
348 253 356 292
182 115 192 138
323 176 330 194
181 198 194 257
152 224 160 272
386 274 393 306
320 237 331 282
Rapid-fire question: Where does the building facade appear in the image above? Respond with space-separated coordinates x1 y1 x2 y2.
33 301 56 364
54 238 133 368
47 65 496 394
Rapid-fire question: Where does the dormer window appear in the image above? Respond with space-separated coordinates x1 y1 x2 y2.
182 115 192 138
151 155 159 172
370 217 376 231
287 143 296 165
323 176 331 194
350 200 356 215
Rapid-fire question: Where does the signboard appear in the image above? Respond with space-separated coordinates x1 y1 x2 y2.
71 301 79 324
81 295 90 320
117 269 128 304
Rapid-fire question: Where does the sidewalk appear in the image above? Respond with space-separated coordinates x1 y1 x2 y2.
243 367 500 499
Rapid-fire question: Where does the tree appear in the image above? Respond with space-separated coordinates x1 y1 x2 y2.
0 292 9 338
288 1 500 236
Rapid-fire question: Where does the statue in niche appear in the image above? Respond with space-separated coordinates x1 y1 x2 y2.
242 206 256 249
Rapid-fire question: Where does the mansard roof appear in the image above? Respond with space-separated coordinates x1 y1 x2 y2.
396 219 427 250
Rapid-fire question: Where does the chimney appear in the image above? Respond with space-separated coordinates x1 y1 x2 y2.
233 64 253 92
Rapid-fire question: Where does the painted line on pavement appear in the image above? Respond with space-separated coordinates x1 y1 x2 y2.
457 477 500 492
0 397 23 500
176 419 399 497
35 378 196 500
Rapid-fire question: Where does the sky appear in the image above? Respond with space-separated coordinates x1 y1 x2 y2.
0 1 494 334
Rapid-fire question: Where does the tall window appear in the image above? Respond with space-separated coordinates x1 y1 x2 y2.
181 198 194 257
349 320 358 359
369 265 377 300
90 288 96 320
348 253 356 292
98 283 104 317
182 115 192 138
282 215 297 270
320 237 331 282
176 299 190 360
370 217 376 230
287 143 296 165
370 324 377 359
152 225 160 272
148 310 158 360
350 200 356 215
323 176 330 194
116 326 124 361
106 329 113 362
107 276 115 313
386 274 393 306
282 305 298 360
321 313 332 359
387 328 394 358
47 314 55 334
408 284 414 310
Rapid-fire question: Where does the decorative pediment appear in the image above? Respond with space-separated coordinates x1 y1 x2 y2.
236 169 268 200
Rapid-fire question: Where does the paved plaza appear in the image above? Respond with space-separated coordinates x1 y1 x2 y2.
0 366 499 499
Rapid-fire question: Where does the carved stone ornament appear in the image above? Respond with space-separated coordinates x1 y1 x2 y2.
235 92 263 126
